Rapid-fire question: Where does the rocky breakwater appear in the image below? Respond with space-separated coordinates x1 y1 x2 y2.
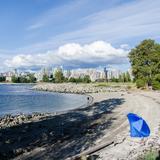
0 113 56 159
0 113 53 129
33 83 127 94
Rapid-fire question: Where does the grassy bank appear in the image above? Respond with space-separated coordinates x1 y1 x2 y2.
93 82 136 88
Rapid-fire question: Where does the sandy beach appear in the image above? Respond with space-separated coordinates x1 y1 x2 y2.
0 84 160 160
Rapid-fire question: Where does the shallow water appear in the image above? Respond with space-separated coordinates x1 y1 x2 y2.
0 84 88 115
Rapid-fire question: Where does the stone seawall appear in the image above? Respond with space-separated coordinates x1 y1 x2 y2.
33 83 127 94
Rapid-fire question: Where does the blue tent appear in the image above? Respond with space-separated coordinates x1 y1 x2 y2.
127 113 150 137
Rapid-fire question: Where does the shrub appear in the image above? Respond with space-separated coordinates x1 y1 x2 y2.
83 75 91 83
42 74 49 82
152 80 160 90
68 76 91 83
136 79 146 88
68 77 77 83
142 151 159 160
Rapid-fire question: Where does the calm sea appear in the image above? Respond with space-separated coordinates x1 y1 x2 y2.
0 84 88 116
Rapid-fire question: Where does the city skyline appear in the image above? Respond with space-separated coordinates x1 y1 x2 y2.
0 66 132 82
0 0 160 72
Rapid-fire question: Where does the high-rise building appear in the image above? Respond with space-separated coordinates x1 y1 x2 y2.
63 70 71 78
107 68 122 79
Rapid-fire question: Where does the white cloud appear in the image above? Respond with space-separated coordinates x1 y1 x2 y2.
58 41 128 63
4 41 129 69
4 51 61 68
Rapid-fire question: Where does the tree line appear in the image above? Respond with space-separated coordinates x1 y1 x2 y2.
11 74 36 83
42 70 131 83
110 71 131 83
0 76 6 82
0 70 132 84
42 70 92 83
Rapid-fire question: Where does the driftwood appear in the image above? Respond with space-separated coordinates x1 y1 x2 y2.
67 122 128 160
67 140 114 160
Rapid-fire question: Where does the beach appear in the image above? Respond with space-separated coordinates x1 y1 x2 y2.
0 83 160 159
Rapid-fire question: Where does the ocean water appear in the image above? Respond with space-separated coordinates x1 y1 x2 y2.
0 84 88 116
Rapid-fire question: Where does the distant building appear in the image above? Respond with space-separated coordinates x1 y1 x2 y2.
107 69 122 80
69 68 106 82
63 70 71 78
90 70 101 81
35 67 52 82
104 67 108 81
34 72 43 82
0 66 128 83
6 76 12 82
128 68 134 81
4 71 15 82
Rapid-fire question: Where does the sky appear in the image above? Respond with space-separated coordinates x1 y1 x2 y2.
0 0 160 72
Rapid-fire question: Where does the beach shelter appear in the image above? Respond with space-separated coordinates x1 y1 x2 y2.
127 113 150 137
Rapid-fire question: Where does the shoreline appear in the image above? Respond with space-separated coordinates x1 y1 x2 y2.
0 83 94 119
0 90 123 160
0 93 94 129
0 82 36 85
0 84 160 159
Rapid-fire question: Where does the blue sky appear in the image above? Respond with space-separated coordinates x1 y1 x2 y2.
0 0 160 71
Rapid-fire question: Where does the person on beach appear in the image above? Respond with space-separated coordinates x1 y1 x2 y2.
87 96 90 105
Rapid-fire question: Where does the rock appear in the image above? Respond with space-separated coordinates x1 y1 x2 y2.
42 133 48 140
5 139 11 144
14 148 23 155
33 83 126 94
49 131 54 136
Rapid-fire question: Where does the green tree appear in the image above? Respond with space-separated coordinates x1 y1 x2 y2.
76 77 83 83
68 76 91 83
122 73 127 82
118 74 123 82
83 75 91 83
129 39 160 89
152 74 160 90
126 72 131 82
0 76 6 82
11 75 19 83
136 79 146 88
28 74 36 83
69 77 76 83
19 76 28 83
54 70 64 83
42 74 49 82
11 74 36 83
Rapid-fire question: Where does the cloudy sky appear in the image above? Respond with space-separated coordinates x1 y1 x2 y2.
0 0 160 72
